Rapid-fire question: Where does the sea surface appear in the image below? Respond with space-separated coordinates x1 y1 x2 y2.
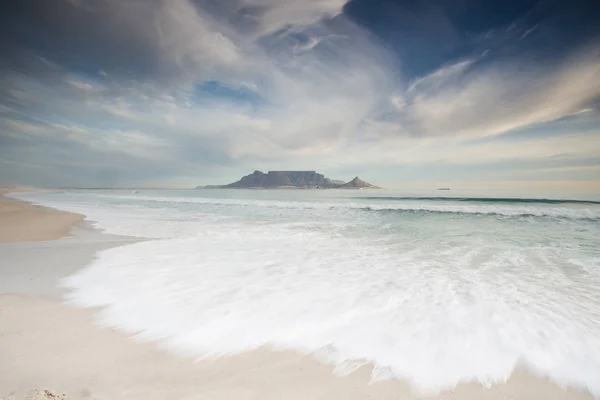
10 189 600 395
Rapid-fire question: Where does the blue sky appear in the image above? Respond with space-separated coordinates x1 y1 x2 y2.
0 0 599 194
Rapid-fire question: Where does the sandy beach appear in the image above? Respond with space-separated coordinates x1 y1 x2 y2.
0 191 596 400
0 189 84 243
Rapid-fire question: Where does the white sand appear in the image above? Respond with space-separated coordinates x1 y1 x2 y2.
0 192 596 400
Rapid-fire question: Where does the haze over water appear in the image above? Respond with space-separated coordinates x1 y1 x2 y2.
11 189 600 395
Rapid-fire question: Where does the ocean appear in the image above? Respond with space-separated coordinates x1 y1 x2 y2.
10 189 600 395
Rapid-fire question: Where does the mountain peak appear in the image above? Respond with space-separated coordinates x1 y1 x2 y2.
339 176 380 189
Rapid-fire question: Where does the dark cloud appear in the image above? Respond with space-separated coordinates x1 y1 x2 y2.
2 0 597 82
0 0 163 80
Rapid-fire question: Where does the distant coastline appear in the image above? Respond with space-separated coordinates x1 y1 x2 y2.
197 170 381 190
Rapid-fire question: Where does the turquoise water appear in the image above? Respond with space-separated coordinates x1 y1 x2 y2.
11 189 600 395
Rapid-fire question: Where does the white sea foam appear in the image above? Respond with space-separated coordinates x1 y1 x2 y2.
10 190 600 395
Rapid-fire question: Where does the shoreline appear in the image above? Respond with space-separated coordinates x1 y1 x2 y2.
0 191 596 399
0 189 85 243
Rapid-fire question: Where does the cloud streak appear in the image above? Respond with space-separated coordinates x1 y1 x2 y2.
404 48 600 138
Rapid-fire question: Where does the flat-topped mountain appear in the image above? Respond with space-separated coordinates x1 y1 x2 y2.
197 171 380 189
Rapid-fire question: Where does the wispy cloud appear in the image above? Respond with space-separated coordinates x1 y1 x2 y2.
403 48 600 139
519 24 539 40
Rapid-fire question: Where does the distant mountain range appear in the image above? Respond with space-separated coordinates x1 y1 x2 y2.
197 170 380 189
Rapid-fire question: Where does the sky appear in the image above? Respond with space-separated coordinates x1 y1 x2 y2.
0 0 599 194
